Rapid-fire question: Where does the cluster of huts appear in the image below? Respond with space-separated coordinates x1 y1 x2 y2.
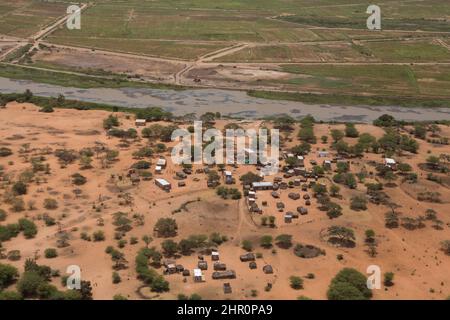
240 252 273 274
244 149 347 222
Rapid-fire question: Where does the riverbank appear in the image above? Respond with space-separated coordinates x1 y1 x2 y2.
1 63 449 110
1 77 450 123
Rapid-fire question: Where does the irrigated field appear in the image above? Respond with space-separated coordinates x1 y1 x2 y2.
0 0 449 106
0 0 68 38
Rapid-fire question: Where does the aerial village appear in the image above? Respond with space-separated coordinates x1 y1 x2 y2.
0 98 449 300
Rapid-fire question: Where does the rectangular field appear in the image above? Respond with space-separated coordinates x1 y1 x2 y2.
276 64 450 97
0 0 68 38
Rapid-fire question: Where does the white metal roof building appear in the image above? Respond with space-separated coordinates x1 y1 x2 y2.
252 181 274 190
157 159 167 167
155 178 170 186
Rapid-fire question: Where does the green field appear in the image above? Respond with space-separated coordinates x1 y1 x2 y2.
0 0 449 106
0 0 68 37
276 64 450 97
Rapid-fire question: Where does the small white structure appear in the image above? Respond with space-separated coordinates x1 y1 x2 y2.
224 170 233 184
155 166 162 174
155 178 171 191
318 151 329 158
135 119 146 126
211 251 220 261
384 158 397 169
193 268 204 282
252 181 274 190
156 158 167 168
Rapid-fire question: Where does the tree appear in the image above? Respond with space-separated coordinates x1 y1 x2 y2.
240 172 263 185
321 135 328 144
413 124 427 139
178 239 195 255
327 226 355 247
291 143 311 157
142 235 153 248
103 115 119 130
298 127 316 144
397 163 412 174
290 276 304 290
330 184 340 197
327 268 372 300
426 155 440 169
23 89 33 102
260 235 273 248
350 195 367 211
275 234 293 249
358 133 376 151
0 263 19 289
161 239 178 256
331 129 344 143
154 218 178 238
385 211 399 229
345 123 359 138
327 202 343 219
373 114 397 127
334 140 349 154
79 155 93 170
313 183 327 196
273 115 295 131
16 271 45 298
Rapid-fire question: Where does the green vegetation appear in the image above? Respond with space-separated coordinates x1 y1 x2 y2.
327 268 372 300
248 89 450 108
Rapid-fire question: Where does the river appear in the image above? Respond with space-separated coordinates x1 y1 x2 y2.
1 77 449 122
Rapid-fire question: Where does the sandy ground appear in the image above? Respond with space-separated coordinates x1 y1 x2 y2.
0 103 449 300
32 45 186 83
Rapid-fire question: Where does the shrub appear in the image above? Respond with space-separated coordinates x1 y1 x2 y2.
260 235 273 248
43 198 58 210
350 195 367 211
290 276 304 290
93 231 105 242
275 234 293 249
112 272 121 284
242 240 253 252
0 147 13 157
103 115 119 130
384 272 394 287
0 209 6 222
12 181 27 195
71 173 87 185
18 218 37 239
0 224 20 242
44 248 57 259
